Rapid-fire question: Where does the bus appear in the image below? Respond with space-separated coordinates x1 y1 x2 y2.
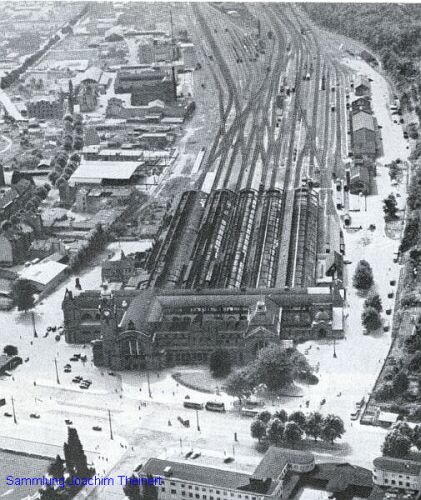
240 408 259 417
205 401 226 412
183 401 204 410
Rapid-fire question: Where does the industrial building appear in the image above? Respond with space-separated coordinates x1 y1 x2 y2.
68 160 145 186
114 66 177 105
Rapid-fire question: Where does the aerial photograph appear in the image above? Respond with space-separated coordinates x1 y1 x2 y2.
0 0 420 498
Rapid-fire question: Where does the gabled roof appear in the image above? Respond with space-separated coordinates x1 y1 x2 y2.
353 111 375 131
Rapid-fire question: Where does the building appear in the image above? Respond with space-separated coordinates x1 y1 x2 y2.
352 97 372 115
373 456 421 492
0 224 34 266
62 283 344 368
139 132 172 149
130 78 176 106
349 157 376 195
137 447 314 500
0 179 34 224
106 97 193 121
138 39 155 64
352 111 377 158
179 42 196 68
102 251 136 285
69 160 145 187
114 66 174 96
355 76 371 97
19 259 68 297
26 95 64 120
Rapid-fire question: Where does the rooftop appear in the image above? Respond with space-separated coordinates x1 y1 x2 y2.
19 260 67 286
253 447 314 480
141 458 276 494
373 456 421 476
69 160 143 184
353 111 375 132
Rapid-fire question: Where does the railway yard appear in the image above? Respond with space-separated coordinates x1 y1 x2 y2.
150 3 360 293
0 2 415 499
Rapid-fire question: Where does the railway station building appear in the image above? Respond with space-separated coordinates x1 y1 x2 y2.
62 283 344 371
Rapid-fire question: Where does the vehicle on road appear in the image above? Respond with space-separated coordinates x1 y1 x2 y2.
184 450 194 459
72 376 82 383
224 457 234 464
240 408 259 417
64 367 71 373
184 401 204 410
92 426 102 431
191 452 201 459
69 357 79 362
205 401 225 412
4 412 12 417
30 413 40 419
350 410 360 420
65 419 73 425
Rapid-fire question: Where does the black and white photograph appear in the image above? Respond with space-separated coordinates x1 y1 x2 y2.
0 0 419 498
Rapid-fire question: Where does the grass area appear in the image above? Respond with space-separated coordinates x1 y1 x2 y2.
172 368 227 394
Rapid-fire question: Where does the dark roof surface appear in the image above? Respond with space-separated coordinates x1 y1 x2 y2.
253 447 314 480
373 456 421 475
306 463 373 489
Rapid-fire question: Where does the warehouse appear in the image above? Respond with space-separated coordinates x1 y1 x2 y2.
69 160 145 186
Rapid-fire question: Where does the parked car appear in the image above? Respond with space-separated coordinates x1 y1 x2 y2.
191 452 201 459
92 426 102 431
4 412 12 417
30 413 40 419
64 367 72 373
65 419 73 425
69 357 79 362
72 376 82 383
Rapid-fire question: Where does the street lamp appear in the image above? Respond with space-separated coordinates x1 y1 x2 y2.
31 311 38 338
54 358 60 385
196 409 200 432
333 338 337 358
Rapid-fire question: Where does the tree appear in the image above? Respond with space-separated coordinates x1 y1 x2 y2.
384 194 398 219
48 454 65 479
39 484 58 500
250 419 266 442
142 475 158 500
394 422 414 441
321 414 345 444
392 371 409 393
382 429 411 457
209 349 232 377
409 352 421 372
65 427 92 478
362 306 382 332
305 412 323 441
412 425 421 450
251 345 313 391
289 411 306 428
284 421 303 443
11 279 37 311
353 260 374 290
266 418 284 445
257 411 272 424
273 409 288 422
364 293 382 312
123 475 141 500
3 345 18 356
224 368 253 402
73 135 84 150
